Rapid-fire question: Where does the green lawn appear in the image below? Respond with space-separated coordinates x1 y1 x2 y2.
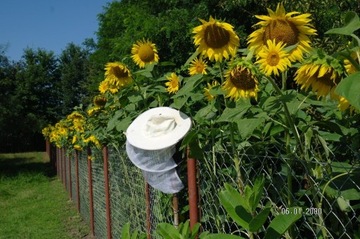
0 152 91 239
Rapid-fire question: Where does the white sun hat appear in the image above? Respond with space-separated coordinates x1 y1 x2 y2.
125 107 191 194
126 107 192 150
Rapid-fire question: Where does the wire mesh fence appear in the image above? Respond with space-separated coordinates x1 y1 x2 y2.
53 141 360 239
198 145 360 239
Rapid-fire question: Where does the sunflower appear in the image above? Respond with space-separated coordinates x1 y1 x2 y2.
193 16 240 62
189 57 208 75
93 95 107 108
222 60 259 101
248 3 316 62
256 39 291 76
100 62 132 94
98 80 110 94
344 51 359 75
337 96 351 112
131 39 159 68
204 81 219 101
165 72 180 94
294 51 343 99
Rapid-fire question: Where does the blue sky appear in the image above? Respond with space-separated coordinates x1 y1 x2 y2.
0 0 113 61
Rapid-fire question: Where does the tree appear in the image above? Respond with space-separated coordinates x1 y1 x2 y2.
0 48 61 152
58 43 90 115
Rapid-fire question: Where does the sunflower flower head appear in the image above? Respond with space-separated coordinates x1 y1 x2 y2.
93 95 107 108
101 62 132 94
337 96 351 112
222 59 259 101
131 39 159 68
204 81 220 101
189 57 208 75
193 16 240 62
165 72 180 94
344 50 359 75
294 50 344 99
248 3 317 62
256 39 291 76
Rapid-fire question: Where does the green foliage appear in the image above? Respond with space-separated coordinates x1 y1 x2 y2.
336 72 360 110
121 222 146 239
216 179 301 238
156 220 201 239
58 43 91 115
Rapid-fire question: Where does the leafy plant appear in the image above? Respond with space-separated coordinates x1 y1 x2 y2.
213 178 302 239
156 220 201 239
121 222 146 239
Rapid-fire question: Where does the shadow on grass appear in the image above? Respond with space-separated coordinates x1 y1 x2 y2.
0 155 56 178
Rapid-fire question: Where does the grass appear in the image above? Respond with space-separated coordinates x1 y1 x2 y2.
0 152 91 239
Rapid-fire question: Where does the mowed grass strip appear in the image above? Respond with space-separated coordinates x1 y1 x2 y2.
0 152 90 239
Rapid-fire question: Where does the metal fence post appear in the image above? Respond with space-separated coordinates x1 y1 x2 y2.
187 147 199 230
103 146 112 239
68 152 72 200
61 148 65 185
87 147 95 236
56 147 60 177
75 150 80 212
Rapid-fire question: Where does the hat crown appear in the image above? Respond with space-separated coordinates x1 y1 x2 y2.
144 114 177 138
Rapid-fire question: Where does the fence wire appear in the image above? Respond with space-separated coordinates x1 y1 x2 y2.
108 146 147 238
56 142 360 239
199 146 360 239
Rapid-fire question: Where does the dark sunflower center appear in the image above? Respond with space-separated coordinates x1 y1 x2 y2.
264 19 299 46
93 96 107 107
204 24 230 49
267 52 280 66
138 44 155 62
230 67 256 90
113 66 129 78
317 71 340 87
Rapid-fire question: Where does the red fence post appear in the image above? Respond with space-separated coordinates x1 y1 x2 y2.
68 152 72 200
56 147 60 177
64 149 68 191
187 147 199 230
75 150 80 212
46 140 50 159
103 146 112 239
87 147 95 236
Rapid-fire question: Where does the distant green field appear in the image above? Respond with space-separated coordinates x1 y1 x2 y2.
0 152 90 239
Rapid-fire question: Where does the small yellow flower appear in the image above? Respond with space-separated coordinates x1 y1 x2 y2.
189 58 208 75
131 39 159 68
337 96 351 111
344 51 359 75
87 107 100 116
165 73 180 94
204 81 219 101
256 39 291 76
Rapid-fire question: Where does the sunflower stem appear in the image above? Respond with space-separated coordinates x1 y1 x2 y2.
267 73 305 238
266 76 305 157
230 122 244 194
132 76 147 109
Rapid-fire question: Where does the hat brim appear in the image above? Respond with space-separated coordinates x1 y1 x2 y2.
126 107 191 150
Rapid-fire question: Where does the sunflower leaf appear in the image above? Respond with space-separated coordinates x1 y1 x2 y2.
335 71 360 110
325 11 360 36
